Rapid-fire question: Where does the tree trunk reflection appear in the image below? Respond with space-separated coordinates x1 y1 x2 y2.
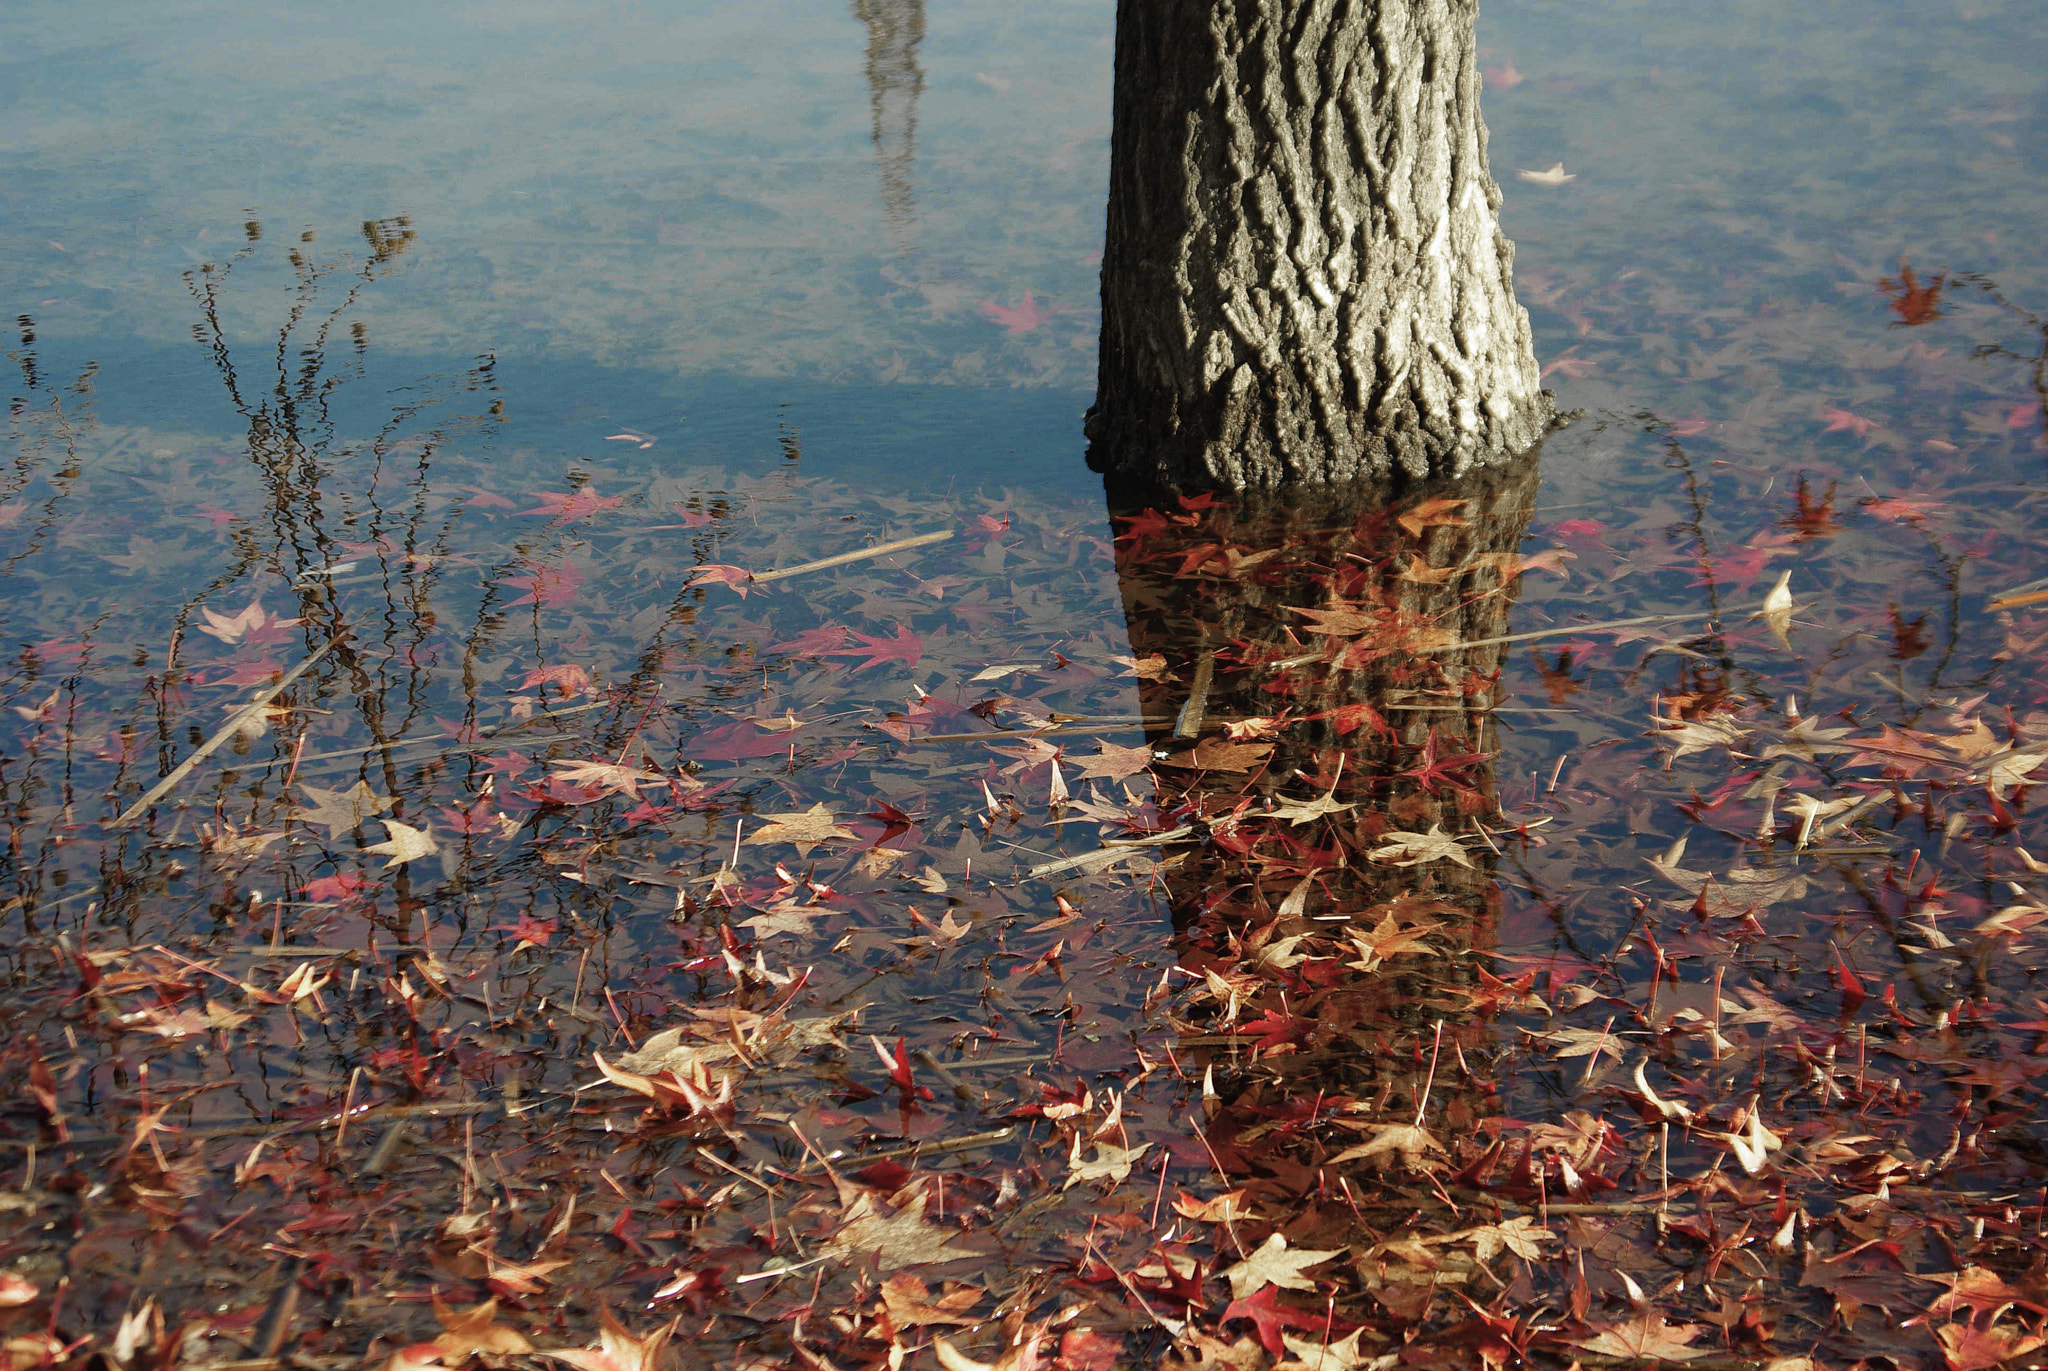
1108 455 1543 1331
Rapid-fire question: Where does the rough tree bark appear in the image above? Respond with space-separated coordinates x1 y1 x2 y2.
1087 0 1553 490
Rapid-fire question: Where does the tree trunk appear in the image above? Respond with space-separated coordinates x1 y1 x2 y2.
1088 0 1553 490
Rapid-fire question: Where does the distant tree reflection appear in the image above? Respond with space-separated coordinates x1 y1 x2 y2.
852 0 927 255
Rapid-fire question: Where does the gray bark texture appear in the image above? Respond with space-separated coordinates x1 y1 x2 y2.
1087 0 1553 490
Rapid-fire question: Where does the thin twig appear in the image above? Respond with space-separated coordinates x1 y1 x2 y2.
113 635 342 828
750 529 954 584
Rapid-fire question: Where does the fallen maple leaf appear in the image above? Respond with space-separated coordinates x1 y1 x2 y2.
290 780 394 836
828 624 926 673
1819 406 1878 438
1160 737 1272 772
1065 1138 1151 1189
1265 786 1356 826
548 757 669 799
1345 912 1446 972
1221 1286 1330 1357
518 488 624 522
978 292 1049 333
1984 750 2045 800
1759 570 1794 649
1712 1101 1784 1176
1329 1123 1445 1173
198 599 300 645
686 564 754 597
1397 497 1467 539
825 1190 980 1271
538 1310 677 1371
1274 1328 1378 1370
470 1244 570 1295
1173 1189 1252 1225
1540 345 1597 379
934 1325 1050 1371
1366 825 1474 868
363 819 439 868
877 1274 983 1330
1075 741 1153 782
1879 260 1946 326
500 557 585 609
1572 1314 1708 1362
1464 1216 1553 1263
745 803 856 856
1222 1233 1344 1300
1934 1322 2048 1371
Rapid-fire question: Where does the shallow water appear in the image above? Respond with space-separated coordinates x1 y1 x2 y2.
6 0 2048 1365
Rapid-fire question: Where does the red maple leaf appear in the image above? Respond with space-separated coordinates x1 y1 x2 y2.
619 796 674 828
517 488 624 522
302 872 374 904
490 913 557 948
1398 726 1493 797
687 564 754 597
691 720 811 761
979 293 1048 333
1860 495 1942 523
772 625 851 657
499 557 584 609
1551 517 1609 541
828 624 925 673
1231 1008 1301 1057
1113 508 1175 544
1689 533 1797 591
212 657 284 687
438 796 502 836
1819 406 1878 438
1311 701 1392 740
872 1035 933 1102
1463 966 1542 1016
519 663 593 696
862 800 918 847
1223 1285 1331 1355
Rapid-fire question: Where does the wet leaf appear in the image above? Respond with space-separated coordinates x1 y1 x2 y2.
362 819 439 867
1572 1314 1708 1362
289 781 396 836
825 1191 981 1271
1365 825 1473 869
744 802 856 855
538 1311 677 1371
1065 1138 1151 1189
1222 1233 1345 1301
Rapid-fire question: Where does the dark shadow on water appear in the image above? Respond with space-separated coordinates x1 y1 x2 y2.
67 340 1097 499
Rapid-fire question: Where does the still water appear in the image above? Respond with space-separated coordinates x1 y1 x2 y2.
5 0 2048 1362
8 0 2037 493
